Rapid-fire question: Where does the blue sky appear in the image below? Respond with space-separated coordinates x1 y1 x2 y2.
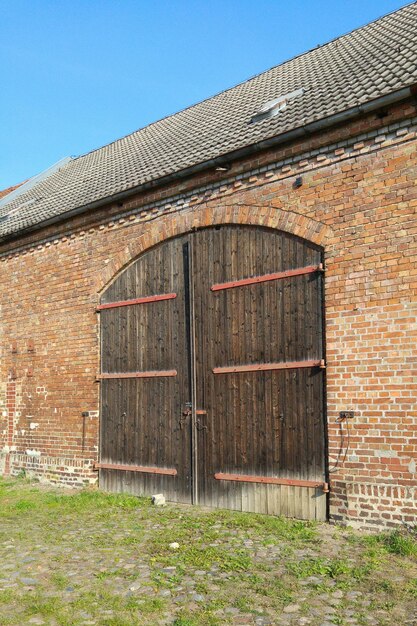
0 0 410 189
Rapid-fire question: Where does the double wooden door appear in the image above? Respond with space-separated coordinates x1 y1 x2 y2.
98 226 327 520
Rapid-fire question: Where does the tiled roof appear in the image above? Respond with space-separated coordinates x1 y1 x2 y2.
1 2 417 238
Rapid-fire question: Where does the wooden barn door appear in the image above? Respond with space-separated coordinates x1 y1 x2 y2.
98 225 327 520
191 227 327 520
98 235 193 503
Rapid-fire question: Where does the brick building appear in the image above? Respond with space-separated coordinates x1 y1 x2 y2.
0 4 416 528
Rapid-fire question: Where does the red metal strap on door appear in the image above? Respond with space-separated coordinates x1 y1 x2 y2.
213 359 325 375
214 473 328 491
97 370 177 380
211 264 322 292
95 462 177 476
97 293 177 311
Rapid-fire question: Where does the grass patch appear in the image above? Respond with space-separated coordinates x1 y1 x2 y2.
361 528 417 557
23 593 64 617
379 529 417 556
286 556 350 579
13 499 38 511
50 572 71 590
173 615 222 626
0 477 147 519
150 545 252 572
42 489 147 512
217 510 318 543
407 579 417 597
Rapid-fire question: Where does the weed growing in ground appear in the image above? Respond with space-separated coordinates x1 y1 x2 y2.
173 615 222 626
407 579 417 597
360 528 417 557
380 529 417 556
50 572 71 590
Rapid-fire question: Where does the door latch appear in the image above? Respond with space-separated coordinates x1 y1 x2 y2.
180 402 192 429
183 401 192 416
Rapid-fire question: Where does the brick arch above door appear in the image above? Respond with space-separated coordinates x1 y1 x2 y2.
94 203 332 295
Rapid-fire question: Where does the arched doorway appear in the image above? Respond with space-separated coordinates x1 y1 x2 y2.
97 225 327 520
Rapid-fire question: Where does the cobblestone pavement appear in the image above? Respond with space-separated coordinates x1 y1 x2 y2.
0 479 416 625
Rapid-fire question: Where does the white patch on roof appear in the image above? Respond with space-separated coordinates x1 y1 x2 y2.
0 157 73 215
250 88 305 124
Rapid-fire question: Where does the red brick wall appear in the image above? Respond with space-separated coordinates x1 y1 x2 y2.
0 101 416 528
